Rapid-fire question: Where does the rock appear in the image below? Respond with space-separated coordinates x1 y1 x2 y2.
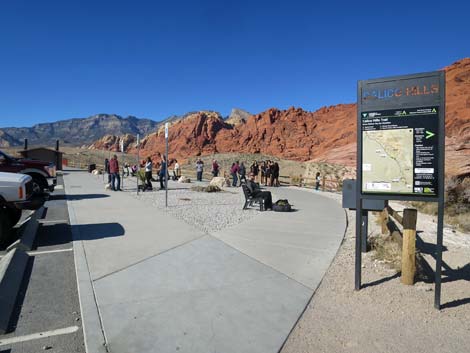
209 177 226 188
89 133 136 152
178 176 191 183
90 58 470 179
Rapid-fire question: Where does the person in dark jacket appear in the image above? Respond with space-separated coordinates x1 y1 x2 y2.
144 157 153 191
250 161 259 182
238 162 247 185
159 155 167 190
246 172 272 210
104 158 111 183
212 160 219 177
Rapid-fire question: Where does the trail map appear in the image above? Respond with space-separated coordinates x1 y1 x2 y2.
362 129 413 193
360 107 439 196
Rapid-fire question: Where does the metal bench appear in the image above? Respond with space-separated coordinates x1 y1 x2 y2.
241 183 264 211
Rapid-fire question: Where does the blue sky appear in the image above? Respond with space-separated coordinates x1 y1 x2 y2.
0 0 468 127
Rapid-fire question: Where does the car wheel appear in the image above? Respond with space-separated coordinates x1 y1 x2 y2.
31 176 47 194
6 207 22 228
0 209 9 245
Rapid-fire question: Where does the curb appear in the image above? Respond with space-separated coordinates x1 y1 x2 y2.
0 248 29 334
6 206 45 252
65 174 108 353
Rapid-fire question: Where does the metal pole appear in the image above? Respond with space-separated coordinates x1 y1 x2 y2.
355 80 362 290
361 210 368 253
435 199 444 309
435 71 446 310
137 135 140 195
165 135 168 208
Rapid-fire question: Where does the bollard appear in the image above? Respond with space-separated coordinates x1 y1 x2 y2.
401 208 418 285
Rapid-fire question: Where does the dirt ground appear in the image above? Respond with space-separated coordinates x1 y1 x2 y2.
281 192 470 353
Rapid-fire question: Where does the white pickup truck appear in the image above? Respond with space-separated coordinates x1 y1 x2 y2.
0 172 45 243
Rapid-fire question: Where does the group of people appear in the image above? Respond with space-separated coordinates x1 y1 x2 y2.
142 155 170 191
104 155 122 191
104 155 173 192
247 160 280 187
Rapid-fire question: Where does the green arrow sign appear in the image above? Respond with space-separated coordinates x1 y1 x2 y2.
425 130 435 139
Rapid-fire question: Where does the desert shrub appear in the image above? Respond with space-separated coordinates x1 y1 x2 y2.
290 175 302 185
205 185 222 193
190 185 222 193
410 177 470 232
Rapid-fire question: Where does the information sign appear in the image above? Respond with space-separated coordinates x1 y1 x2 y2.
356 71 446 309
361 106 439 196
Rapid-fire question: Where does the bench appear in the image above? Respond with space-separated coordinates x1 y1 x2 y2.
241 183 264 211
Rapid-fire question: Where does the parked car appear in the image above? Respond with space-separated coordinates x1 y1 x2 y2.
0 172 45 243
0 150 57 194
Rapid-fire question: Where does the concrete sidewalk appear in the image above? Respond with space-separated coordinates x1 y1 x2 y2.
64 169 346 353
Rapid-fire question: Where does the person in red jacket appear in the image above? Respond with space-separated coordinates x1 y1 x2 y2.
109 155 121 191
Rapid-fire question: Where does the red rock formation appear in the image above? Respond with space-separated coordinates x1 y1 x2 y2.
128 111 232 159
89 134 136 152
93 58 470 178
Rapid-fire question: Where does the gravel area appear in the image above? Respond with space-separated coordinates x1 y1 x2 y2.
132 182 259 234
282 189 470 353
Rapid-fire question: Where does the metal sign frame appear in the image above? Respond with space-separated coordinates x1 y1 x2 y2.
356 70 445 309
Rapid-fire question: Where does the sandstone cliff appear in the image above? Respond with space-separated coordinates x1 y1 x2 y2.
91 58 470 178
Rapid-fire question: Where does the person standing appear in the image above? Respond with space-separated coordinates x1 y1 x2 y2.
104 158 111 184
159 155 167 190
273 162 280 187
144 157 153 191
196 159 204 181
260 161 266 185
250 161 259 182
265 161 272 186
212 159 220 177
174 159 181 180
230 162 239 187
315 172 321 191
109 155 121 191
238 162 246 185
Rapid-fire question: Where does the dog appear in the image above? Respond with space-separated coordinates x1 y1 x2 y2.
105 183 112 190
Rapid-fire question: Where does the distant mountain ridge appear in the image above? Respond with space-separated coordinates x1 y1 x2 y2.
0 114 160 147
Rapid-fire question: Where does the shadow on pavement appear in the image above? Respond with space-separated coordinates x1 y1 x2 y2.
362 273 400 289
73 223 125 241
6 257 35 333
36 222 125 246
49 194 110 201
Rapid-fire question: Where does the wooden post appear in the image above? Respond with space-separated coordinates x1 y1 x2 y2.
299 174 302 187
380 208 389 235
401 208 418 285
322 176 326 191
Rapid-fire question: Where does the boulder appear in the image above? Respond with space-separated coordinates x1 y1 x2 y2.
178 176 191 183
209 177 226 188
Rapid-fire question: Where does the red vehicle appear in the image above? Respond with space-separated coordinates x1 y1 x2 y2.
0 150 57 194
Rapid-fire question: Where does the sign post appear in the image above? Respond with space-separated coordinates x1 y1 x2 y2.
136 134 140 194
356 71 445 309
165 123 169 208
120 139 125 189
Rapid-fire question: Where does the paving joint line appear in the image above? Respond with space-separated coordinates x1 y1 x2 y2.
93 233 207 282
207 234 314 291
